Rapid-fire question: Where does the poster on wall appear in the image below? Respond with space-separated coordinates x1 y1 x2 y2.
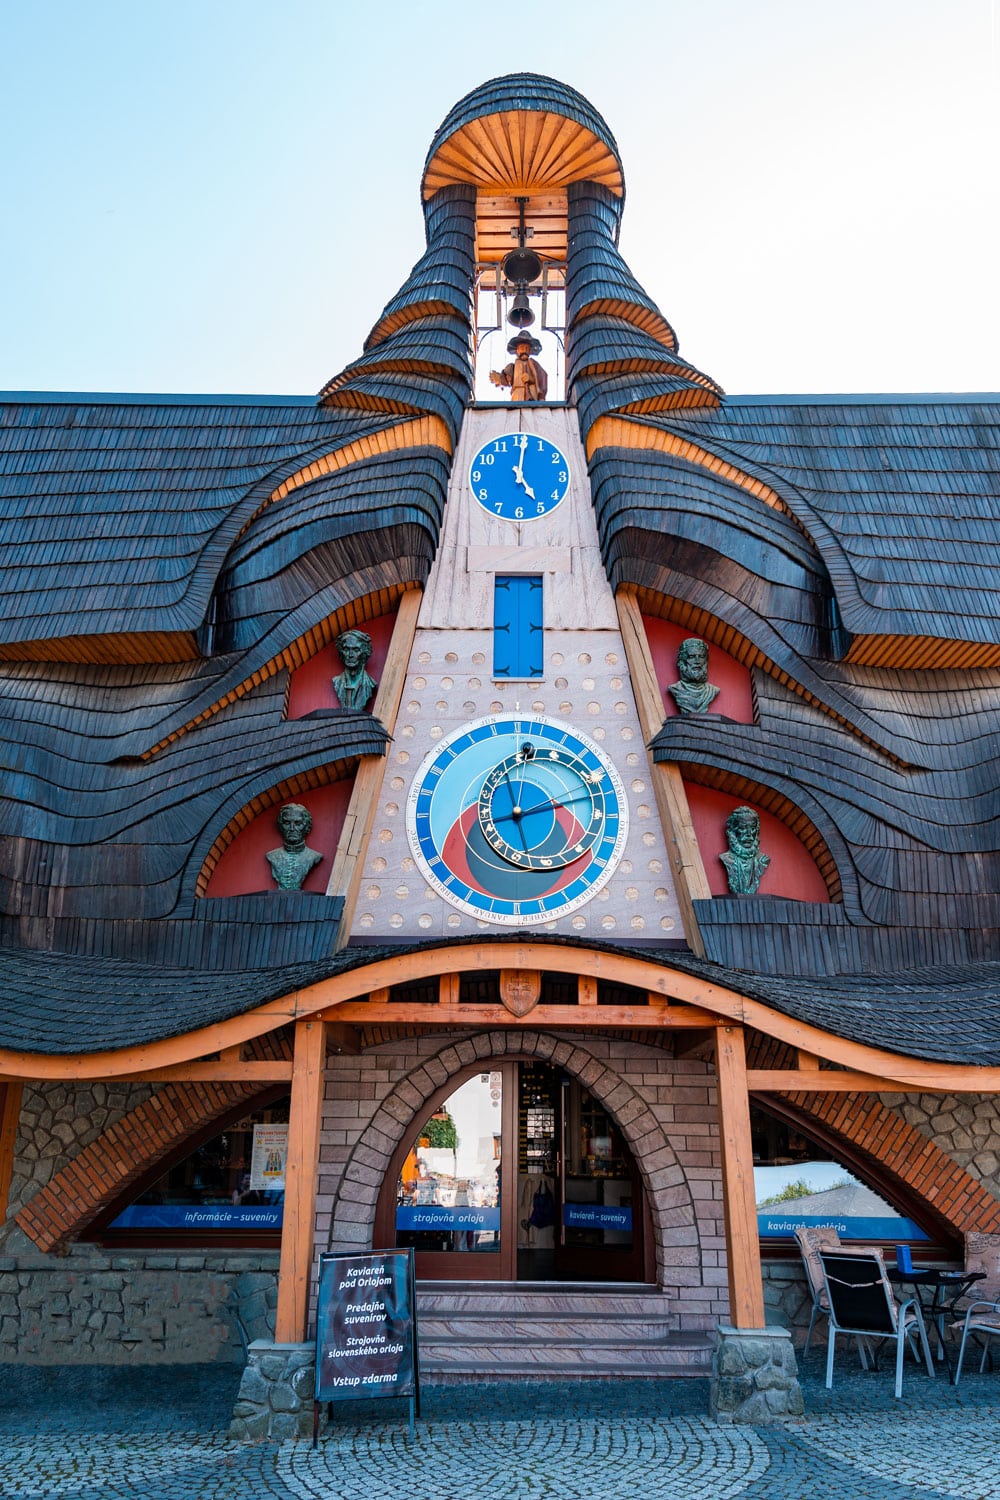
249 1124 288 1191
313 1249 420 1445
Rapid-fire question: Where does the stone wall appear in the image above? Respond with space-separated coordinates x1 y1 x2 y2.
880 1092 1000 1194
315 1028 729 1333
0 1247 278 1363
4 1081 155 1240
3 1080 279 1364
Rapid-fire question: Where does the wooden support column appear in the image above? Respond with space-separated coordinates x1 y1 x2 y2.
329 587 422 946
274 1019 327 1344
0 1083 23 1222
715 1024 765 1329
616 587 710 956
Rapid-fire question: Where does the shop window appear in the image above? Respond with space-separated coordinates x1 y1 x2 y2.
103 1099 289 1238
751 1104 929 1244
493 575 543 679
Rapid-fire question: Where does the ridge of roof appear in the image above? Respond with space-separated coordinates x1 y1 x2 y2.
721 391 1000 406
0 391 320 407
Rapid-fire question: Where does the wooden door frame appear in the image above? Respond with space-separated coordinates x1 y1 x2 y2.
374 1059 518 1281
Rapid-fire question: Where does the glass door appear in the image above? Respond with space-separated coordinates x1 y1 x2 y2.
389 1067 517 1280
380 1058 647 1283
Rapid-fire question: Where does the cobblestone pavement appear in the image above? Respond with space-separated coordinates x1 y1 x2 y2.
2 1359 1000 1499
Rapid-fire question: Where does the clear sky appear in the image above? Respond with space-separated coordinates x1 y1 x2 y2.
2 0 997 397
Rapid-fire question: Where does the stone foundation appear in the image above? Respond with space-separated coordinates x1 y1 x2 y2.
709 1324 804 1423
230 1339 316 1441
0 1250 278 1363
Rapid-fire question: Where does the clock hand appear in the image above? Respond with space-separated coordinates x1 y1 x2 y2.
501 767 529 852
490 789 596 824
512 455 536 502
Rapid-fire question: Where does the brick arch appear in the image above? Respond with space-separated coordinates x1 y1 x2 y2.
16 1035 292 1253
327 1029 703 1289
746 1034 1000 1240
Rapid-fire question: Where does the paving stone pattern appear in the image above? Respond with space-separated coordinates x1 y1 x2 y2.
2 1363 1000 1499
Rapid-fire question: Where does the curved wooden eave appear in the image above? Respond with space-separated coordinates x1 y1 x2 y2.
586 417 797 521
320 358 466 399
670 758 843 902
846 633 1000 671
3 942 999 1090
422 111 623 200
573 299 675 350
627 585 907 767
363 300 467 353
0 630 202 666
578 357 722 393
616 389 723 416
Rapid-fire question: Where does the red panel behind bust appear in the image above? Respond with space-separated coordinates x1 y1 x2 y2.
685 782 830 903
642 616 754 724
203 780 354 897
286 612 398 719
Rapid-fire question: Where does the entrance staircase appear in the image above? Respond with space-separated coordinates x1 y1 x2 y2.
416 1283 714 1379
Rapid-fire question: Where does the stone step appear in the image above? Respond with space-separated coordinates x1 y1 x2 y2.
416 1284 673 1319
419 1315 681 1343
413 1282 712 1380
421 1338 713 1380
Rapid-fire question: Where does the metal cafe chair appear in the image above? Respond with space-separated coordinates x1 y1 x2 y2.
819 1248 935 1399
793 1225 842 1354
953 1231 1000 1384
953 1299 1000 1384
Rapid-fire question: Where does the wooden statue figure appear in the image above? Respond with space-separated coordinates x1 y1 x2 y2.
333 628 378 711
490 334 548 403
667 637 720 715
266 803 323 890
720 806 770 896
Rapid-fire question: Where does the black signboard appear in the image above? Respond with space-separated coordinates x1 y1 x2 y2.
313 1248 420 1444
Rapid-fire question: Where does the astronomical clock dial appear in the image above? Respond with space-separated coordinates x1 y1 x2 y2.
406 715 628 926
469 433 570 521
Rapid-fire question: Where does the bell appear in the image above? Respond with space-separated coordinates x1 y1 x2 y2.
502 247 542 285
507 288 535 329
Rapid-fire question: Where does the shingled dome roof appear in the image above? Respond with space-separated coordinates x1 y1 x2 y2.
421 72 624 201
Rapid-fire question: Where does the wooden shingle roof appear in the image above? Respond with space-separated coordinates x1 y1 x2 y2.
645 398 1000 664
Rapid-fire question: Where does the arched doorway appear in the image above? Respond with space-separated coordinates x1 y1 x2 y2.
374 1058 651 1282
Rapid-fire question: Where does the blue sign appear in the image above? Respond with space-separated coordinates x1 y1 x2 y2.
757 1213 929 1241
109 1203 283 1230
315 1250 417 1403
395 1204 500 1233
563 1204 632 1231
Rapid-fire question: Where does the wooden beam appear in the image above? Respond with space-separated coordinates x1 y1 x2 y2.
578 976 598 1007
329 587 422 945
0 1084 23 1223
616 588 710 956
439 974 460 1006
318 1001 717 1028
275 1019 327 1344
796 1050 819 1070
748 1069 919 1093
4 940 1000 1093
119 1061 293 1083
715 1026 765 1329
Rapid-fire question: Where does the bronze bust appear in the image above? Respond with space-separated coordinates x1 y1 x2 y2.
266 803 323 890
333 629 377 712
720 806 770 896
667 637 720 716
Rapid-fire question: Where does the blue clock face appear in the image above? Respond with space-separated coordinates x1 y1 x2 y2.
470 433 571 521
406 715 628 926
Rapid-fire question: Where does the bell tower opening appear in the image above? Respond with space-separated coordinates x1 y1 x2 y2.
474 193 566 401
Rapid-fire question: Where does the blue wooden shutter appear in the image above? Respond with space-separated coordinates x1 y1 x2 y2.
493 575 543 678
